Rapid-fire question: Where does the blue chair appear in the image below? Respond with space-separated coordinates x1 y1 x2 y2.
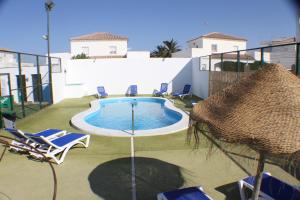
157 187 213 200
172 84 192 99
5 128 66 152
239 172 300 200
97 86 108 98
154 83 168 96
128 85 137 96
28 133 90 165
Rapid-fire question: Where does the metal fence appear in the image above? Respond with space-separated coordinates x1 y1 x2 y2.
198 43 300 96
0 49 61 120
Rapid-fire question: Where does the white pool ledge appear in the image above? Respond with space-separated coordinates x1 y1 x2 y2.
71 97 189 137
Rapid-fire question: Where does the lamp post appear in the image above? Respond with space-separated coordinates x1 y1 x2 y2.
45 0 54 104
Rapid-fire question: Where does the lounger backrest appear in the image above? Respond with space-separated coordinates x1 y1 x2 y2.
182 84 191 94
97 86 106 94
5 128 28 140
162 187 211 200
244 173 300 200
28 135 51 148
260 175 300 200
160 83 168 93
130 85 137 94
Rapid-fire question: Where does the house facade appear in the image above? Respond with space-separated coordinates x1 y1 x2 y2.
172 32 247 58
251 37 296 70
70 32 128 58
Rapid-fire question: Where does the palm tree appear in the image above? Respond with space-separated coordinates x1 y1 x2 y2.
150 45 167 58
163 39 181 57
151 39 181 58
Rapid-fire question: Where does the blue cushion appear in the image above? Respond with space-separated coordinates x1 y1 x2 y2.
172 92 181 96
162 187 211 200
5 128 27 140
51 133 86 147
244 173 300 200
182 85 191 94
160 83 168 93
130 85 137 95
100 92 108 97
33 129 63 137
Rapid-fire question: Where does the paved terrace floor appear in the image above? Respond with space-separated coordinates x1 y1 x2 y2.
0 95 298 200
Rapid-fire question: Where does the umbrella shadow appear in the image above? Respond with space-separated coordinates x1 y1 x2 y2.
215 182 241 200
88 157 185 200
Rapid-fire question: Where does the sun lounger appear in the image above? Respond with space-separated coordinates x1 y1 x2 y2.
172 84 191 99
128 85 137 96
28 132 90 164
238 172 300 200
97 86 108 98
157 187 213 200
153 83 168 96
4 128 66 152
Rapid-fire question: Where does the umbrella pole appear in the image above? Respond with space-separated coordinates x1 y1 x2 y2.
131 103 137 200
252 153 265 200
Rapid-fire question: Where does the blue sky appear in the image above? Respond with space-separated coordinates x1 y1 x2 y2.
0 0 297 54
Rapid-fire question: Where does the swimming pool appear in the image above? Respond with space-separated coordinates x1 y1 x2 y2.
71 97 189 137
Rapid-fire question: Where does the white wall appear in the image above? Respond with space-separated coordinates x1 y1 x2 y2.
252 51 271 63
173 38 247 58
192 58 209 99
202 38 246 54
127 51 150 58
63 58 192 98
188 38 203 48
172 49 191 58
70 40 128 57
172 48 210 58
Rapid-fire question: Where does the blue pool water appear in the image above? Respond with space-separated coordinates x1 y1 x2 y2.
84 98 182 130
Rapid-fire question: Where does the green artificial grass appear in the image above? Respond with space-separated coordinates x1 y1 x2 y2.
0 95 298 200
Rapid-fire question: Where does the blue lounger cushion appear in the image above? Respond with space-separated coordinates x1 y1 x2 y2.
97 86 108 97
27 129 64 137
161 187 211 200
154 83 168 96
172 84 191 97
129 85 137 95
5 128 28 140
51 133 86 147
243 173 300 200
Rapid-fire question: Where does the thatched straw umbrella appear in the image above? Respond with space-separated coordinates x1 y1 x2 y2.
188 64 300 200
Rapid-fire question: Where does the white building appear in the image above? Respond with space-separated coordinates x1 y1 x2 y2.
70 32 128 58
172 32 247 58
251 37 296 70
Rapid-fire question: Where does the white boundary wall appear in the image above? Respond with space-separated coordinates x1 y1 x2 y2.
55 57 193 99
191 58 209 99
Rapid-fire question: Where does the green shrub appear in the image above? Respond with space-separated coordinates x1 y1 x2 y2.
72 53 89 59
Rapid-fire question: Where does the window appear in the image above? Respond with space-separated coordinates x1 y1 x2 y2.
233 46 239 51
109 46 117 54
82 46 89 56
211 44 218 52
200 64 207 70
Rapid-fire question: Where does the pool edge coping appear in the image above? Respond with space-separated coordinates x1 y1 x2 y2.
71 97 189 137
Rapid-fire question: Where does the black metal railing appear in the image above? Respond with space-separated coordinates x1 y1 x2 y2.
0 49 62 119
197 42 299 96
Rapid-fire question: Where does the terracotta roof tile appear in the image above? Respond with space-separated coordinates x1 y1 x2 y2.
188 32 247 42
71 32 128 41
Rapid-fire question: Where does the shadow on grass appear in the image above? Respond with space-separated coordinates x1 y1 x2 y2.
215 182 241 200
88 157 184 200
0 191 11 200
